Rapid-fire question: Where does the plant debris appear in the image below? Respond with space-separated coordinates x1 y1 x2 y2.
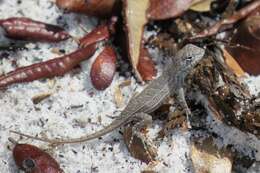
123 125 157 163
190 0 260 40
191 136 233 173
90 46 117 90
226 5 260 75
32 92 52 104
9 138 62 173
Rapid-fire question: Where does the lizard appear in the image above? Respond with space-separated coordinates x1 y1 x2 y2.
10 44 205 145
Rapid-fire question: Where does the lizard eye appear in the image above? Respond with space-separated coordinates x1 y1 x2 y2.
185 57 193 64
186 57 192 61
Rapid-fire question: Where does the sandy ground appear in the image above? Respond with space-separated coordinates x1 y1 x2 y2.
0 1 259 173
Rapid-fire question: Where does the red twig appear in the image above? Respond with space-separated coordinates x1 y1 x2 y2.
190 0 260 40
0 17 70 42
0 44 96 88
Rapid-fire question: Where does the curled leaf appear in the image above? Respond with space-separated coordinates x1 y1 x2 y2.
190 0 260 40
56 0 117 17
0 17 70 42
191 137 233 173
32 92 52 104
124 0 150 81
114 80 132 108
90 46 117 90
114 84 124 108
189 0 213 12
79 17 117 48
11 140 62 173
124 126 157 163
226 6 260 75
0 44 96 89
222 49 245 77
137 48 157 81
147 0 201 20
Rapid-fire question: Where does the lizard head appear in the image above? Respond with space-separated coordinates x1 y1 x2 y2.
178 44 205 71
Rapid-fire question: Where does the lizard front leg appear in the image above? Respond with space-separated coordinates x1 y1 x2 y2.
123 113 157 163
177 87 191 115
177 87 192 128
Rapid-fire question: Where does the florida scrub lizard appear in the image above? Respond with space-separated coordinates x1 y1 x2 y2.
11 44 205 145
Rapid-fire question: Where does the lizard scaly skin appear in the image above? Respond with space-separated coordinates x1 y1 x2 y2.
11 44 205 145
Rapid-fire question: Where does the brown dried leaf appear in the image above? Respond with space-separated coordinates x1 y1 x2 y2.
191 137 233 173
90 46 117 90
137 48 157 81
32 92 52 104
124 0 150 81
114 80 132 108
222 49 245 77
124 126 157 163
189 0 213 12
56 0 117 17
226 7 260 75
79 17 117 48
147 0 201 20
119 79 131 87
114 84 124 108
12 141 62 172
190 0 260 40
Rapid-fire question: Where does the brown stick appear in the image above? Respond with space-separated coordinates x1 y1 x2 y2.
189 0 260 40
0 44 96 89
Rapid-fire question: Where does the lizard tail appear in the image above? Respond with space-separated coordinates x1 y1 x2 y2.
9 119 126 145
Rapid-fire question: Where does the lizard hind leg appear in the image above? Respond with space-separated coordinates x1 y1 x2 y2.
123 113 157 163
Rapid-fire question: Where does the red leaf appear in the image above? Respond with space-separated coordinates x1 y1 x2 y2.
137 48 157 81
226 6 260 76
79 17 117 47
90 46 117 90
56 0 117 17
0 17 70 42
147 0 196 20
0 44 96 88
13 143 62 173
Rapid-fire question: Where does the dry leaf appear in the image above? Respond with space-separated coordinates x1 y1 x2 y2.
55 0 117 17
124 126 157 163
114 80 131 108
12 141 62 172
79 17 117 48
222 49 245 77
124 0 150 81
190 1 260 40
32 92 52 104
191 138 233 173
114 84 124 108
190 0 213 12
226 6 260 75
147 0 202 20
90 46 117 90
119 79 131 87
137 48 157 81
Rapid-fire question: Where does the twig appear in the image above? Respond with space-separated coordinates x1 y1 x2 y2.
189 0 260 40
